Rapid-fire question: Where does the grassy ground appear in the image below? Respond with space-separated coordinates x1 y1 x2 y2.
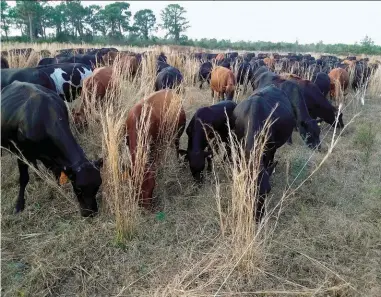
1 44 381 297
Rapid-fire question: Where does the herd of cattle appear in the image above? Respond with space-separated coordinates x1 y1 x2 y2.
1 46 379 222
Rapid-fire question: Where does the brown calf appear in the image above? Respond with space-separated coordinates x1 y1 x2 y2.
328 68 349 100
126 89 186 210
210 66 236 101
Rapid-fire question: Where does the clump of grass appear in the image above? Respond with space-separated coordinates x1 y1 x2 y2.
353 123 376 162
367 66 381 98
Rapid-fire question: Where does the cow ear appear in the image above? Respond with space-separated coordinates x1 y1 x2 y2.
94 158 103 169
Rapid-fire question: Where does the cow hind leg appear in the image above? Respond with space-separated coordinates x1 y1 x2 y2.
15 159 30 213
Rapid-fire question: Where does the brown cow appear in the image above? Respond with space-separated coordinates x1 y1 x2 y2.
328 68 349 100
215 53 225 61
210 66 236 100
102 52 140 76
71 66 114 126
263 57 276 70
126 89 186 210
82 66 113 102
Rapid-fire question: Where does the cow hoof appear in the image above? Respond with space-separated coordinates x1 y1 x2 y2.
14 206 24 214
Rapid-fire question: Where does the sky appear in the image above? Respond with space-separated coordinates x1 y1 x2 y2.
5 1 380 45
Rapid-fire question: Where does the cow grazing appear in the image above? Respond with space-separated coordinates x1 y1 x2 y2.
55 54 102 70
125 89 186 210
312 72 331 97
328 68 349 100
198 61 213 89
36 63 93 101
236 61 254 94
234 85 295 222
1 56 9 69
1 81 103 217
154 66 184 92
210 66 236 101
38 57 56 66
253 69 321 149
181 100 237 182
82 66 113 102
286 75 344 128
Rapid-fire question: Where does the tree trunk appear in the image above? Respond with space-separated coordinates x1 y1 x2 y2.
28 14 34 42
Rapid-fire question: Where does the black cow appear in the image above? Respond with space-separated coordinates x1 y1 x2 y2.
157 52 167 63
192 53 203 61
198 61 213 89
236 61 254 93
1 63 93 102
352 62 372 90
154 66 183 92
312 72 330 97
250 59 265 74
234 85 295 222
217 58 231 69
226 52 238 60
38 57 56 66
293 78 344 128
258 53 269 59
1 56 9 69
156 61 171 75
181 100 237 182
54 54 102 70
253 70 321 149
243 52 256 62
1 81 103 217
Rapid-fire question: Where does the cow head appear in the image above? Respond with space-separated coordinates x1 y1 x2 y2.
179 150 212 183
66 159 103 217
257 161 278 197
300 119 321 150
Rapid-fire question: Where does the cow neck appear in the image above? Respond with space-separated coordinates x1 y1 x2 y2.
191 118 207 153
49 120 88 172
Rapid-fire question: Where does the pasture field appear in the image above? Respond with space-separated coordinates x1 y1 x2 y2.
1 43 381 297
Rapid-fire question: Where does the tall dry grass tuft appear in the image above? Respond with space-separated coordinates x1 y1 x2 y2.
213 110 275 274
84 57 158 242
367 66 381 98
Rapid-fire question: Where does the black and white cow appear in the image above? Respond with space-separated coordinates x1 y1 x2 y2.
1 63 93 101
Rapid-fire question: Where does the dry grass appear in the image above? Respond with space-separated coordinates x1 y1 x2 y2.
1 43 381 297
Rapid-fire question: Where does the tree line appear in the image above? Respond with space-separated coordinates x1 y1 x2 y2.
1 0 381 56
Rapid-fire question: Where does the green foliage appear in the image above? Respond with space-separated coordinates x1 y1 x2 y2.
1 1 380 55
0 0 11 39
133 9 156 40
353 123 376 162
160 4 190 42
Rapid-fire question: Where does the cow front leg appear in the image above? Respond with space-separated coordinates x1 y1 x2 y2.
15 159 30 213
255 194 266 223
